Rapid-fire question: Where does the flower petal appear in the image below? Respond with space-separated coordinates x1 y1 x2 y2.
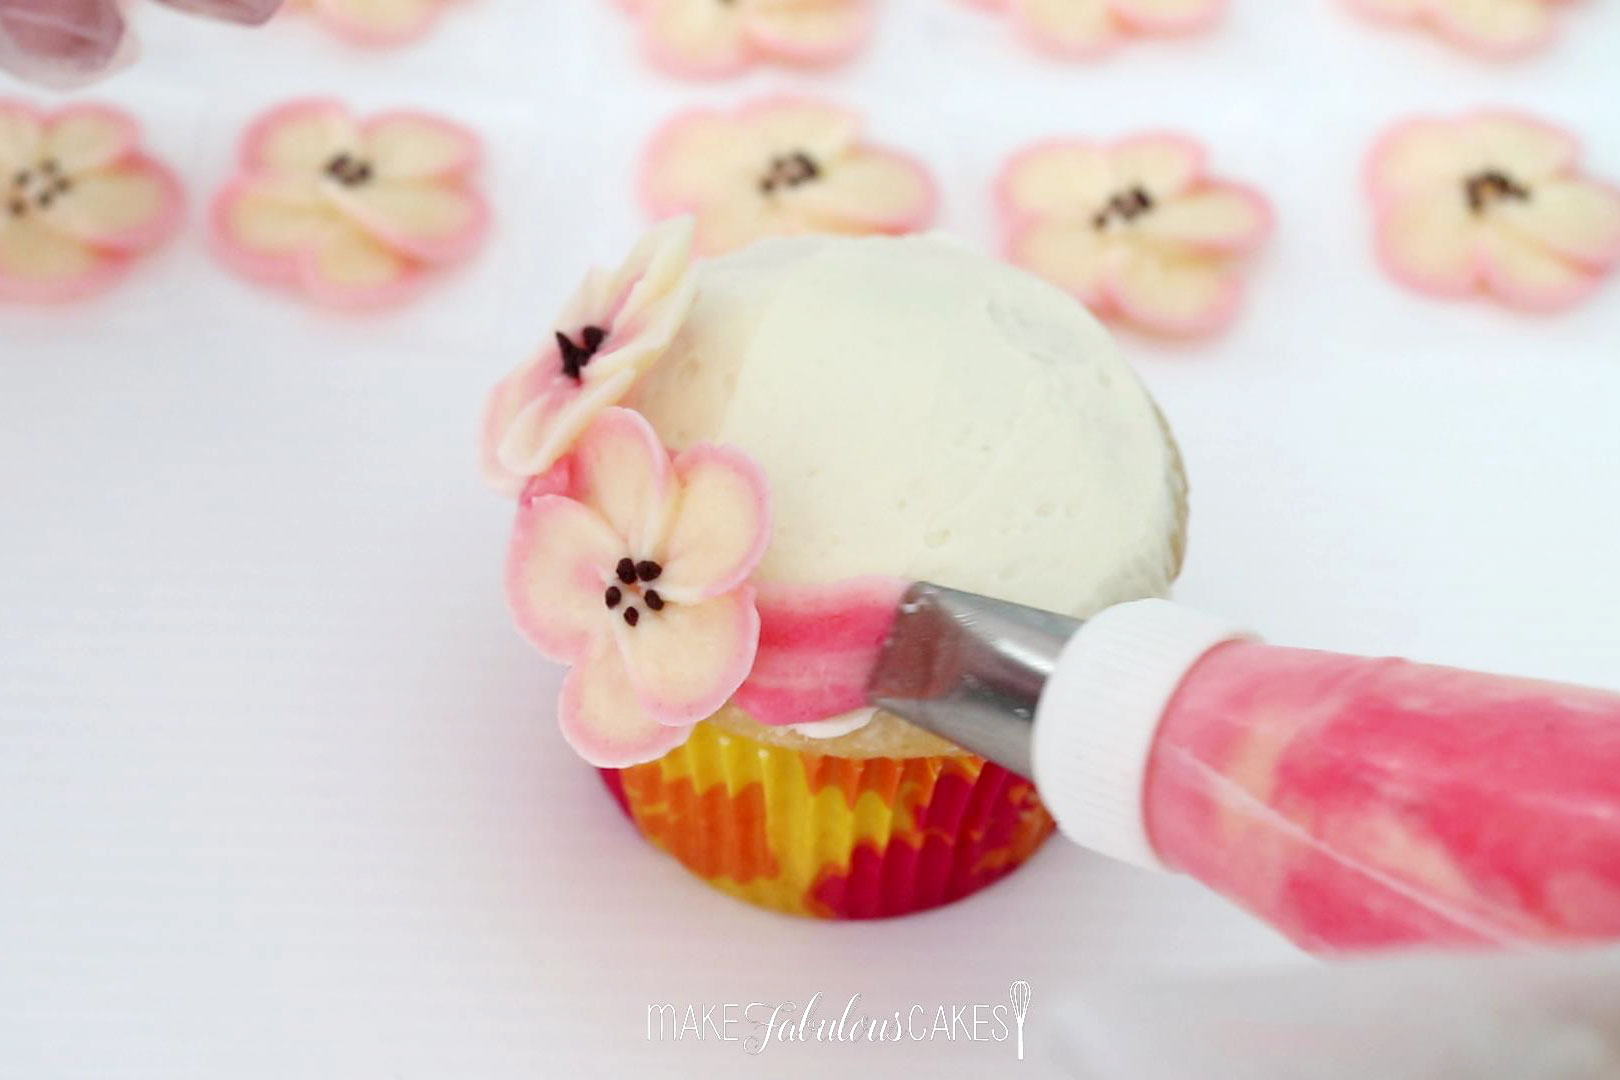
641 110 760 216
211 176 335 280
569 407 673 555
744 0 872 65
1111 0 1225 33
1374 191 1480 298
748 98 862 163
242 99 357 174
1013 0 1117 56
640 0 750 76
616 588 760 728
997 142 1119 222
1135 184 1270 253
1367 117 1481 205
1007 220 1112 308
507 493 624 661
1479 225 1600 312
597 215 696 346
1429 0 1556 58
362 111 480 179
0 215 124 301
1107 246 1243 335
332 179 488 263
497 366 639 485
559 647 691 768
1495 179 1620 268
796 150 937 233
311 0 443 44
43 105 137 174
656 444 772 602
481 362 547 495
296 220 422 307
1109 134 1206 200
43 156 183 252
690 198 782 255
0 103 42 173
1462 111 1576 183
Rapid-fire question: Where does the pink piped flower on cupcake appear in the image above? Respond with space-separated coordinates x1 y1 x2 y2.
624 0 872 78
508 407 772 768
0 102 182 303
642 99 936 255
1368 111 1620 312
287 0 463 46
481 218 698 494
997 134 1270 336
969 0 1225 59
210 100 489 308
1347 0 1569 59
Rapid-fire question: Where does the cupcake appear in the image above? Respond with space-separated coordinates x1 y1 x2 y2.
482 220 1187 918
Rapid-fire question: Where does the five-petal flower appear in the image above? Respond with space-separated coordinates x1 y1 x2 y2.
480 218 699 495
1368 111 1620 312
1348 0 1568 59
0 101 183 303
997 134 1270 336
508 407 772 768
967 0 1225 59
641 99 936 256
623 0 872 78
210 99 489 307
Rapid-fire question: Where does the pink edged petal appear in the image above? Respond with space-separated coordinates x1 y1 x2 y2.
296 219 426 308
640 110 758 217
1109 134 1206 200
1429 0 1557 58
361 111 480 179
1136 183 1271 253
332 179 488 263
506 494 623 662
1110 0 1226 33
997 141 1118 222
42 105 137 174
744 0 873 66
1007 220 1113 309
0 104 43 172
1366 117 1480 206
733 578 905 727
481 361 548 495
689 198 782 256
1496 179 1620 268
615 587 760 728
656 444 772 602
1106 246 1244 336
746 98 863 163
310 0 445 45
601 215 696 346
242 99 356 173
496 367 638 483
0 217 127 302
568 406 674 554
1374 192 1481 299
559 647 692 768
1479 225 1602 312
210 176 335 283
1463 110 1577 182
1349 0 1425 20
1012 0 1119 57
44 155 184 253
796 149 938 233
640 0 751 77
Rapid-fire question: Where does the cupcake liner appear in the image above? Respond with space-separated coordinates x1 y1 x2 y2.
599 721 1055 919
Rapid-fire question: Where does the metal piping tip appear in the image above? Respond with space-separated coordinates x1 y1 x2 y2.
866 583 1081 779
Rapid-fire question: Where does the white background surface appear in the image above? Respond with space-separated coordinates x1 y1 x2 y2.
2 1 1618 1076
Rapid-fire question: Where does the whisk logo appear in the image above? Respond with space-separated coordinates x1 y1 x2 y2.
645 984 1033 1060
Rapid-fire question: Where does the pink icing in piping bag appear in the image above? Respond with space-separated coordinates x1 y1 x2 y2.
868 585 1620 953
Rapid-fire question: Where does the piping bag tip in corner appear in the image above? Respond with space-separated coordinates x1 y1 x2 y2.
866 582 1620 953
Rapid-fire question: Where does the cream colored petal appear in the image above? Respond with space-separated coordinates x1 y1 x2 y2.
312 0 439 39
1462 112 1578 183
692 198 786 255
1355 0 1424 15
568 406 674 556
1136 186 1269 252
1000 144 1118 221
1478 225 1598 311
1108 245 1243 334
597 216 696 345
43 107 136 174
558 647 692 768
795 151 934 231
642 0 750 74
506 495 625 661
642 113 761 214
614 589 759 728
744 0 870 62
1009 220 1114 306
656 444 771 601
1495 179 1620 267
1430 0 1554 55
749 100 862 164
247 101 357 173
1108 135 1205 200
1013 0 1116 54
0 216 101 284
219 181 336 258
1369 119 1482 203
1111 0 1223 30
0 105 42 173
299 222 417 305
43 167 173 249
1376 191 1480 296
362 113 479 179
497 367 639 482
332 180 485 262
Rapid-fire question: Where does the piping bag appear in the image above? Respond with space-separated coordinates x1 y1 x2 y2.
868 584 1620 953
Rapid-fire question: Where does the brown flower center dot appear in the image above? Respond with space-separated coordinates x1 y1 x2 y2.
615 557 638 585
760 152 821 195
324 152 375 188
557 324 607 382
644 590 664 611
1092 185 1155 230
604 585 623 609
623 607 640 627
8 158 74 218
1465 169 1531 214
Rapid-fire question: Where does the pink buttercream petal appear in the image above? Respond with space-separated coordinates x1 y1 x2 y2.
1106 246 1244 336
640 109 760 217
361 111 480 179
242 99 357 173
1135 183 1270 253
568 406 673 555
1109 133 1207 200
1374 191 1480 299
0 215 127 302
1013 0 1118 56
42 105 137 174
497 366 639 483
331 178 488 263
1479 226 1601 312
43 155 184 252
602 215 696 346
559 646 693 768
1006 220 1113 310
997 141 1120 222
1462 111 1577 182
1495 179 1620 268
615 586 760 728
656 443 772 602
480 362 546 496
507 493 624 662
796 150 938 233
210 176 336 283
1428 0 1557 58
295 219 424 308
640 0 750 77
1110 0 1225 33
310 0 445 45
689 199 783 256
0 103 43 172
1366 117 1480 207
733 578 905 727
745 0 872 66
